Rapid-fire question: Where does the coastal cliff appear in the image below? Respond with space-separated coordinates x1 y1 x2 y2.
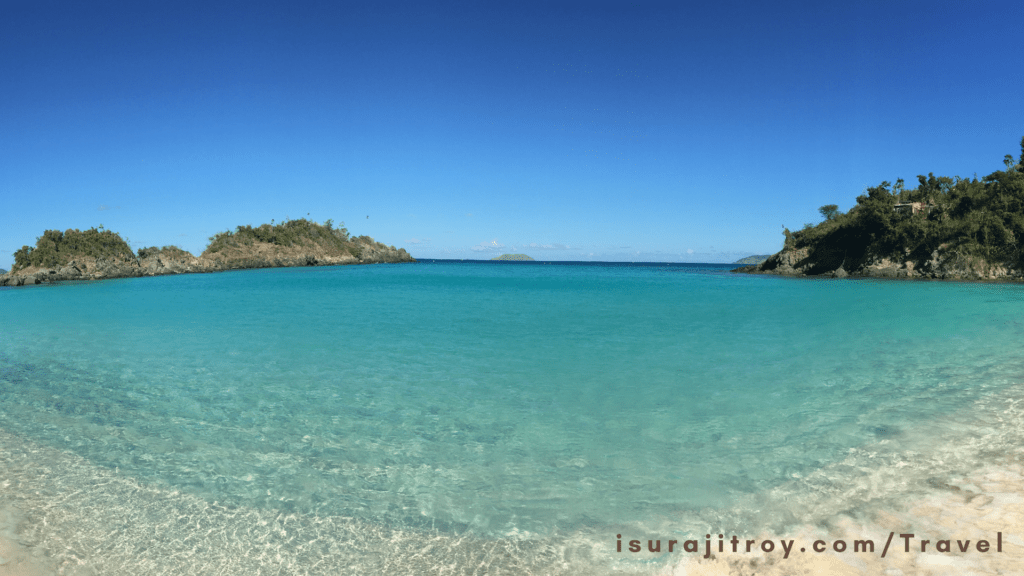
736 245 1023 281
0 219 415 287
737 138 1024 282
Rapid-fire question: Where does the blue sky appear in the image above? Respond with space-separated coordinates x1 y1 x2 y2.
3 0 1023 268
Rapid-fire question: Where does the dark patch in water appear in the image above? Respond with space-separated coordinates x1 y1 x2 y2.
870 424 902 438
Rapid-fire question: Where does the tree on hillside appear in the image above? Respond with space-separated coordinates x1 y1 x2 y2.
818 204 840 221
780 137 1024 273
11 228 134 272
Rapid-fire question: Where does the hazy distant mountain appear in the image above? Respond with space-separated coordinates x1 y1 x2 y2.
733 255 771 265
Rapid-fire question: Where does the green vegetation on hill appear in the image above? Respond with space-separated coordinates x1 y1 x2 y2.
137 245 193 259
204 218 357 256
4 217 412 284
783 137 1024 273
491 254 535 261
11 227 135 273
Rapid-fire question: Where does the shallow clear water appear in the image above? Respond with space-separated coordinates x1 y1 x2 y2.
2 261 1024 573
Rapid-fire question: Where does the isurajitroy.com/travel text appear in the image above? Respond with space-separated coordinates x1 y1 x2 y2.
616 532 1005 559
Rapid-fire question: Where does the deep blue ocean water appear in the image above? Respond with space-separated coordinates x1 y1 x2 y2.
3 261 1024 574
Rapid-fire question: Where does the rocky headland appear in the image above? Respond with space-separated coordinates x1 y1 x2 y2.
735 245 1023 281
737 137 1024 282
0 220 415 287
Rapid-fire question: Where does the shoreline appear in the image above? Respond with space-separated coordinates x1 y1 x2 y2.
663 379 1024 575
733 246 1024 283
0 258 415 288
732 265 1024 284
663 461 1024 575
0 249 416 289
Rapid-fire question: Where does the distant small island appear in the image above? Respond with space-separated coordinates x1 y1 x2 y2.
733 255 771 265
0 218 414 287
491 254 535 261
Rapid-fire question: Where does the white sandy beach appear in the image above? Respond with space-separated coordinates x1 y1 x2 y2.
665 460 1024 576
664 381 1024 576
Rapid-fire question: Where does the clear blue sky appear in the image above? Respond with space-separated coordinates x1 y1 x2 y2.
3 0 1023 268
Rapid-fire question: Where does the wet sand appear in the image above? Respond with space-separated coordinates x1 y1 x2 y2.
664 380 1024 575
664 460 1024 575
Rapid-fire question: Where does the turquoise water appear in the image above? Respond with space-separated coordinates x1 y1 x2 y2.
2 261 1024 574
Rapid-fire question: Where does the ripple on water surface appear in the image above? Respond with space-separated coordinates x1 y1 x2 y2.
2 264 1024 573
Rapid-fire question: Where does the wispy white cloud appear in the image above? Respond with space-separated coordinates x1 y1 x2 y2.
471 238 506 252
527 243 570 251
97 204 121 211
406 238 431 244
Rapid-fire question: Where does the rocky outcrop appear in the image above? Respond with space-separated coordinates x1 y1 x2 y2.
741 247 812 276
353 241 415 264
736 245 1024 282
0 253 145 286
1 238 415 288
199 236 413 270
137 246 210 275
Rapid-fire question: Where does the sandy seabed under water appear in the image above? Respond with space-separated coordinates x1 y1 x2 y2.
5 391 1024 576
0 424 607 576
